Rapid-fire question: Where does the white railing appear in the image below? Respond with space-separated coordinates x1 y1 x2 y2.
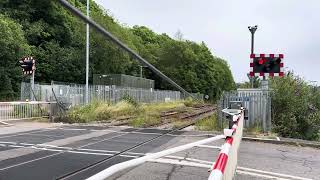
0 101 57 121
87 108 244 180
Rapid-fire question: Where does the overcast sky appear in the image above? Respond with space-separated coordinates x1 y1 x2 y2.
94 0 320 85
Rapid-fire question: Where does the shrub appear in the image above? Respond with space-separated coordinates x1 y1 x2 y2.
271 72 320 140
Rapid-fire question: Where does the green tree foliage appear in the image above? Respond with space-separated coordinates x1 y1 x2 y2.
271 72 320 140
238 76 261 89
0 0 235 101
0 15 30 100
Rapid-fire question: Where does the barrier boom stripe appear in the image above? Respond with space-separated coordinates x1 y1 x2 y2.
208 113 242 180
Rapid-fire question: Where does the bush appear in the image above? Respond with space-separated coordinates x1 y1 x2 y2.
271 72 320 140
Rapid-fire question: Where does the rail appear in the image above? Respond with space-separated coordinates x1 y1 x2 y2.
0 101 57 121
86 135 226 180
87 108 244 180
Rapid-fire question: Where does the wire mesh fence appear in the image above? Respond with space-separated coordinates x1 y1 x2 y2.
93 74 155 89
217 88 271 132
21 81 202 109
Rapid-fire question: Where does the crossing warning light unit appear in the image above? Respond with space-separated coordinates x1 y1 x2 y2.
19 57 35 75
249 54 284 77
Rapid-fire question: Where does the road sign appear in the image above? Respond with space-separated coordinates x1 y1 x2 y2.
249 54 284 77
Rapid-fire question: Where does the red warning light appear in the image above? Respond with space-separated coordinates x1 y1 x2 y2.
258 58 264 65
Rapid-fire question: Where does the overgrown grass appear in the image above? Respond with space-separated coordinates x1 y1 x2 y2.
64 97 207 128
184 97 203 107
66 100 139 123
129 101 186 127
195 114 221 131
64 99 199 125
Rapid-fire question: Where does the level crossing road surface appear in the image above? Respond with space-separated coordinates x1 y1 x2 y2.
0 123 319 180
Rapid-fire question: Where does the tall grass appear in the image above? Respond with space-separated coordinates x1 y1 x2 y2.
65 99 202 126
195 114 221 131
66 101 138 123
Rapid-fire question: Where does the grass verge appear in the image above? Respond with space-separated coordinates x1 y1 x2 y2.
63 99 203 125
195 114 221 131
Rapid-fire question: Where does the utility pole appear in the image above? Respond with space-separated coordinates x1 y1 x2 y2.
31 70 35 101
248 25 258 88
140 66 143 78
85 0 90 104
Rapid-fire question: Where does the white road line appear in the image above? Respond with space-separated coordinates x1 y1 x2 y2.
77 148 145 156
237 170 289 180
150 157 313 180
0 129 53 139
165 155 213 165
237 167 314 180
67 151 114 156
0 131 129 170
149 158 211 169
8 145 25 148
20 143 34 146
58 128 88 131
0 141 17 145
0 152 61 171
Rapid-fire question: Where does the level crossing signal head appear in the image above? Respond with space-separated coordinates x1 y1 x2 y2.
19 56 36 75
249 54 284 77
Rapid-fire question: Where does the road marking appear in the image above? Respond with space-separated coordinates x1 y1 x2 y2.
20 143 34 146
9 145 25 148
149 158 211 169
0 129 53 139
0 152 61 171
149 157 313 180
0 132 130 170
237 167 313 180
0 141 17 145
57 128 88 131
237 170 289 180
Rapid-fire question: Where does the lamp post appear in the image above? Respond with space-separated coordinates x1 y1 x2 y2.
248 25 258 88
85 0 90 104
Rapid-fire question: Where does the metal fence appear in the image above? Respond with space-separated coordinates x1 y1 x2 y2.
217 88 271 132
21 81 204 109
0 101 57 121
93 74 155 89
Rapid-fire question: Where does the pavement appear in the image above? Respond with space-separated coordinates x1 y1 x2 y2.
0 122 319 180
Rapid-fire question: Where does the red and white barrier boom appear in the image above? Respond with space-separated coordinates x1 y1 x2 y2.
87 108 244 180
208 108 244 180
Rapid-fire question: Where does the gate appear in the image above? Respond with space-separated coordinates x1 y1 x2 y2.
217 88 271 132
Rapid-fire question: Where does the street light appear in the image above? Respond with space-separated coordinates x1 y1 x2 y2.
248 25 258 87
248 25 258 54
85 0 90 104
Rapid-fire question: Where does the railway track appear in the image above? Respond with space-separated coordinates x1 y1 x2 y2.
56 104 216 179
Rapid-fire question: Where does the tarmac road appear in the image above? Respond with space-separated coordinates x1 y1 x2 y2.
0 123 318 180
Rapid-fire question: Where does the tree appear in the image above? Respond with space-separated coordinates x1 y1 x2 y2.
0 15 30 100
0 0 236 102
